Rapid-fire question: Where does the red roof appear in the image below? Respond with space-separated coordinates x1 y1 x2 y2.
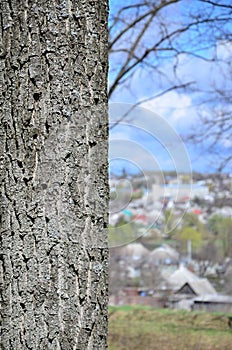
192 209 202 215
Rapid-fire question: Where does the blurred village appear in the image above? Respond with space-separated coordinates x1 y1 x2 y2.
109 171 232 312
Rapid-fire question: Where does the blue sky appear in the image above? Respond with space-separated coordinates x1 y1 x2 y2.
109 103 192 176
108 0 232 175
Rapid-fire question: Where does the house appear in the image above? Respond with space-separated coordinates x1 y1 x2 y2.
166 264 217 310
119 242 149 260
149 244 179 265
167 264 216 294
192 295 232 313
152 183 209 202
176 280 217 296
109 287 167 308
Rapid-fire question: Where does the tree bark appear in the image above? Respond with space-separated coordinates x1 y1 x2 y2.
0 0 109 349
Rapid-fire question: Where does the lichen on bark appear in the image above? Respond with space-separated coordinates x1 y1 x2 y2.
0 0 109 349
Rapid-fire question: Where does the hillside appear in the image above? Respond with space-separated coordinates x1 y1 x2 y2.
108 306 232 350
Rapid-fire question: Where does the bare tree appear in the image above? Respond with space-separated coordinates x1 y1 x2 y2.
0 1 109 349
186 84 232 171
109 0 232 170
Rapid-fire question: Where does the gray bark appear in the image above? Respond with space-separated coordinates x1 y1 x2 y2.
0 0 109 349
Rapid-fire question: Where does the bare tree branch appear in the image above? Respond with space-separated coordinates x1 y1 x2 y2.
199 0 232 9
109 0 232 170
110 81 194 130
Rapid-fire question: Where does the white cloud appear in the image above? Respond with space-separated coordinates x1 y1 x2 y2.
216 40 232 61
109 103 192 173
109 38 232 172
141 90 197 132
220 138 232 148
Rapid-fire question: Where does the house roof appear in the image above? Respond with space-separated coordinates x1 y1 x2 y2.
169 264 198 285
119 243 149 259
194 295 232 303
149 244 179 263
192 209 202 215
168 264 217 296
176 280 217 296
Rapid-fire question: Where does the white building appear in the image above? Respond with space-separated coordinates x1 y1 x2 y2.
152 183 209 202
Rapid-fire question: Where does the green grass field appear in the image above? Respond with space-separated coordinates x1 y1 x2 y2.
108 306 232 350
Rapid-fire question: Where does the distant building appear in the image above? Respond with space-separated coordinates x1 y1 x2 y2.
167 265 219 310
152 183 209 202
149 244 179 265
167 265 217 295
118 243 149 260
192 295 232 313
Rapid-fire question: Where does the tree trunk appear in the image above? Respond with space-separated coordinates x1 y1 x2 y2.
0 1 109 349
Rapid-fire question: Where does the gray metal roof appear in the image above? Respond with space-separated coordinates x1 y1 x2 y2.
168 265 217 296
176 280 217 296
194 295 232 303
